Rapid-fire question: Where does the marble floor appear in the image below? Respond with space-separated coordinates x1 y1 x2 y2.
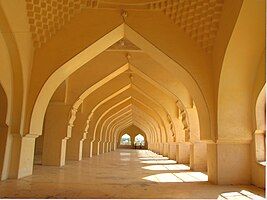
0 149 265 199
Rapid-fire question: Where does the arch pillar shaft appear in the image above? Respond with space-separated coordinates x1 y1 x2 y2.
42 104 71 166
175 142 190 164
82 138 93 158
207 140 251 185
0 124 8 180
9 134 37 179
168 142 177 160
66 112 87 161
190 141 207 171
186 107 207 171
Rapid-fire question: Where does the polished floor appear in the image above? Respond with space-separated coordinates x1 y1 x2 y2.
0 149 265 199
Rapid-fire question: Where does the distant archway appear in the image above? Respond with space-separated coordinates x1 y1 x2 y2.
120 134 131 145
134 134 145 146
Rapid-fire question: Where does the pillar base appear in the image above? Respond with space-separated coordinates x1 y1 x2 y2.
104 142 109 153
91 140 99 156
176 142 190 164
207 141 251 185
159 143 164 155
43 138 67 166
163 143 169 157
82 139 93 158
66 139 83 161
155 143 160 154
111 142 115 151
9 134 38 179
168 143 176 160
190 141 207 171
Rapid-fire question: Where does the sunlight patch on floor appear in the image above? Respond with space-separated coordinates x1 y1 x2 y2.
119 153 131 156
143 172 208 183
139 157 169 160
141 160 177 164
259 161 266 166
218 190 265 200
142 164 190 171
174 172 208 182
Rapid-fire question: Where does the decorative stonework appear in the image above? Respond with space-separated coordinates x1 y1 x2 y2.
167 114 176 142
176 100 190 142
26 0 98 48
26 0 224 53
149 0 224 53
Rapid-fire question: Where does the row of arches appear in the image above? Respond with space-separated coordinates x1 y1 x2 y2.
0 0 265 189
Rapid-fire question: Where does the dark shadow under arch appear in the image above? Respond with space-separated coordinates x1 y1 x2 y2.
0 83 8 180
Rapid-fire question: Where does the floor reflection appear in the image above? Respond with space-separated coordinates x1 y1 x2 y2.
0 149 264 199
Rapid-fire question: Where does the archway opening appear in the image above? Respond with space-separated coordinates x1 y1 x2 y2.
120 134 131 145
134 134 145 148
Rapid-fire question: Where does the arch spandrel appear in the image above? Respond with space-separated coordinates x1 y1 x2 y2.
218 0 266 141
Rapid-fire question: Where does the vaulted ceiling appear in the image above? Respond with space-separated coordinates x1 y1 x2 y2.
26 0 224 53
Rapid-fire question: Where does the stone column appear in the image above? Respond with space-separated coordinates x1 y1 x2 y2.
66 137 84 161
186 106 207 171
105 141 110 152
155 143 161 154
168 143 176 160
106 141 111 152
0 123 8 180
104 142 108 153
159 143 164 155
42 104 71 166
152 143 157 152
66 112 87 161
11 134 38 179
190 141 207 171
207 140 251 185
82 138 93 158
176 142 190 164
92 140 100 156
111 141 115 151
98 141 105 154
163 143 169 157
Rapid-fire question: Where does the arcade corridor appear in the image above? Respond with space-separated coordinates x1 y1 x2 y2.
0 150 264 199
0 1 266 199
